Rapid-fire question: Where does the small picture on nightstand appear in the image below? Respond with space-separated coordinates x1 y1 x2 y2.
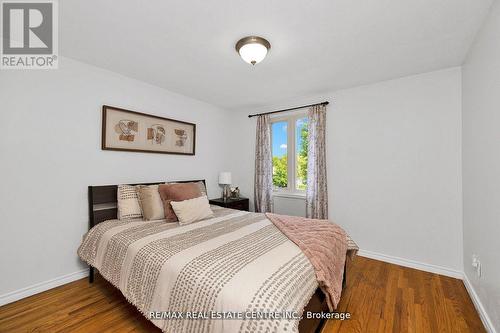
229 187 240 199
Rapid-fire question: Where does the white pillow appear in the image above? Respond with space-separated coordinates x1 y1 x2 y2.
170 195 214 225
117 184 143 221
136 184 165 221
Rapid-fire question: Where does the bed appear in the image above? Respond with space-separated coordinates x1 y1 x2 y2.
79 180 357 333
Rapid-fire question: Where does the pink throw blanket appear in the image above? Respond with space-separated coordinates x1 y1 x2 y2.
266 213 348 310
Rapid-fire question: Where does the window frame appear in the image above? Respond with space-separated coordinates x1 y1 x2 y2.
270 111 308 194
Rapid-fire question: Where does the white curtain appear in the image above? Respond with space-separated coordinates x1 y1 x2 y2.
254 115 273 212
306 104 328 219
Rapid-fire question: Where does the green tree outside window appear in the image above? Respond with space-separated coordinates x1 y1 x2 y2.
272 155 288 187
296 120 308 190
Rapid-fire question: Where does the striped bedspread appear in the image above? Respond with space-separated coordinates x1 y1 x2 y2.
78 206 357 333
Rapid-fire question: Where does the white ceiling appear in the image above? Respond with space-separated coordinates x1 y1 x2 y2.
60 0 493 111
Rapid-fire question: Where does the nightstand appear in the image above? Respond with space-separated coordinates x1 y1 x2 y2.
209 197 249 211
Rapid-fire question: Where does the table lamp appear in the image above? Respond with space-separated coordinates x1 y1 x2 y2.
218 172 232 201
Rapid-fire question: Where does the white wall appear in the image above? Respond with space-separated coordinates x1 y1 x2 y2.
0 57 232 299
330 68 463 272
230 67 463 272
227 114 256 210
462 0 500 330
273 195 306 217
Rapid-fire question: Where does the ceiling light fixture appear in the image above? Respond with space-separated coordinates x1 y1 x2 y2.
235 36 271 65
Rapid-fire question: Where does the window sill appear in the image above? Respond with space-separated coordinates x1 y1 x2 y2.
272 191 306 199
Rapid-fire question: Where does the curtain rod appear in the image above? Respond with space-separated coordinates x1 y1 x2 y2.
247 101 329 118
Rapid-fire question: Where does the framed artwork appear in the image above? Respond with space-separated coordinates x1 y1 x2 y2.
101 105 196 155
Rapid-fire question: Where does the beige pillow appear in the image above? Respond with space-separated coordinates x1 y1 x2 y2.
136 185 165 221
117 184 142 221
170 195 214 225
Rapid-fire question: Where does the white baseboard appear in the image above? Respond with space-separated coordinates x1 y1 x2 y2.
462 273 497 333
357 249 463 279
0 269 89 307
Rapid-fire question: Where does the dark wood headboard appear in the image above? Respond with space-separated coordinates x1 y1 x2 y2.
88 179 206 229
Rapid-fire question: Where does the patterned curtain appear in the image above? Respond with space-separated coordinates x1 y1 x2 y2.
306 104 328 219
254 115 273 213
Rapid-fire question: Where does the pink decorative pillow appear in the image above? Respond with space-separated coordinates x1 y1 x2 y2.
158 183 202 222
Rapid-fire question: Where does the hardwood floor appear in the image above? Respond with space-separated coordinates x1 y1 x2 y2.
0 257 484 333
323 257 485 333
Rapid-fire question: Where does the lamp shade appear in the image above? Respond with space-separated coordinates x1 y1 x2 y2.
218 172 232 185
239 43 268 65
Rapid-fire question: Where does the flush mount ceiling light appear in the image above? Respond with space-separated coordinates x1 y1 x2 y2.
235 36 271 65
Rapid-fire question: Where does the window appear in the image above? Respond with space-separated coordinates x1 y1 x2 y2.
271 114 308 192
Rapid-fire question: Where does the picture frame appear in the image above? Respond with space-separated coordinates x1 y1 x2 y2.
101 105 196 155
